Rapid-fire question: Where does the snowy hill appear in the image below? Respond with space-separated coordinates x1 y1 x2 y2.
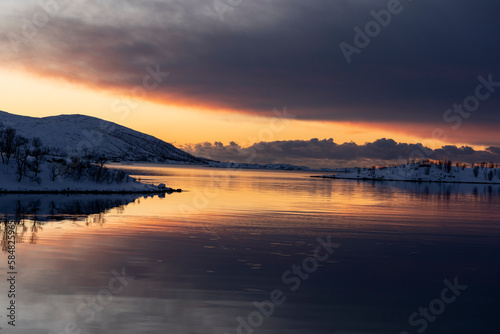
0 158 180 193
0 110 207 163
318 163 500 184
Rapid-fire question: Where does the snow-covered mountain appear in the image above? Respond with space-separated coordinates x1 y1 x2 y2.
0 110 208 163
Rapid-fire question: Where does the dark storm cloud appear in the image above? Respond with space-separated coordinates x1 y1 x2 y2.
1 0 500 142
181 138 500 168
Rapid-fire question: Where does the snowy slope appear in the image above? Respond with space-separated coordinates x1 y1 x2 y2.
0 160 179 193
318 163 500 184
0 110 208 163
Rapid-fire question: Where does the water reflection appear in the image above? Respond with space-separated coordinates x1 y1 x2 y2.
370 180 500 197
0 194 164 251
1 166 499 334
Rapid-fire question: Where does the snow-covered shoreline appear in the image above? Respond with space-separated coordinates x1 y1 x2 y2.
0 119 184 193
0 158 181 194
315 163 500 184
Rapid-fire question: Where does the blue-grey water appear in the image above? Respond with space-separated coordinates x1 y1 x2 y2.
1 164 499 334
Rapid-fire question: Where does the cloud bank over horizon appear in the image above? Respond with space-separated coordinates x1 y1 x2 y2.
181 138 500 169
1 0 500 146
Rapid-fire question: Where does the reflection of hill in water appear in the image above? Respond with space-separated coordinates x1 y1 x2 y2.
372 181 500 197
0 193 167 221
0 193 165 251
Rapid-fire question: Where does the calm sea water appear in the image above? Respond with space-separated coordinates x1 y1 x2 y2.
1 164 499 334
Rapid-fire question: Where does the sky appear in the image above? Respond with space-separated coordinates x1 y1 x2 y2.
1 0 499 167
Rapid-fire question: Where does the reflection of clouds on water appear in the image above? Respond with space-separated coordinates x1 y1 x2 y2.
0 194 161 251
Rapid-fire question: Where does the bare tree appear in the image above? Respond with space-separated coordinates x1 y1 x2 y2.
473 166 479 178
0 123 4 163
50 160 66 182
92 153 108 183
445 160 452 173
30 137 47 177
2 127 17 164
13 135 30 182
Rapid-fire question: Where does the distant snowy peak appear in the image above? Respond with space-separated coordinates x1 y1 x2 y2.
0 110 208 163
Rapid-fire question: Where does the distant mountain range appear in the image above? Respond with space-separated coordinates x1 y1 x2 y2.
0 110 208 164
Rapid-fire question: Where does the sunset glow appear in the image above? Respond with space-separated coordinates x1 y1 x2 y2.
0 67 459 150
1 0 499 167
